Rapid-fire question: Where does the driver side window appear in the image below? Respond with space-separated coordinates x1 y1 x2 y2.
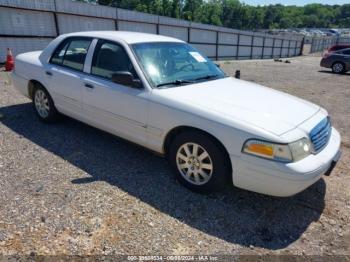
91 40 138 81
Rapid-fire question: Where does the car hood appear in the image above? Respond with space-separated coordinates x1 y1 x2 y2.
154 77 320 136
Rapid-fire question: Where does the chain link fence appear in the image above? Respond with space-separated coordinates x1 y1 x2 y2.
309 36 350 53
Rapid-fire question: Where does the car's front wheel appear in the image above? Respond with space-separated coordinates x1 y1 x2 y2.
168 130 231 193
32 84 59 122
332 62 345 74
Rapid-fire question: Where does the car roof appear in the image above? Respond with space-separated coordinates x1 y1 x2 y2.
333 48 350 54
63 31 185 44
329 44 350 49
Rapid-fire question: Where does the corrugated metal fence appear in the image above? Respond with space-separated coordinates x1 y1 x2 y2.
309 36 350 53
0 0 305 62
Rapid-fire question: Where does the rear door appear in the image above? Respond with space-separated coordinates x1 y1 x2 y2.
81 39 150 146
45 37 93 117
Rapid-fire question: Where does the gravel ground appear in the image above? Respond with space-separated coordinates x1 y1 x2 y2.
0 55 349 257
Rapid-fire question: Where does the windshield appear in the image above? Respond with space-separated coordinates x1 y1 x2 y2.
132 42 226 88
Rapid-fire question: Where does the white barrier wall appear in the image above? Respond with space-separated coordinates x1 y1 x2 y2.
0 37 53 60
118 21 157 34
0 0 55 11
56 0 116 18
159 25 188 42
0 7 56 36
219 32 238 45
0 0 305 62
57 14 115 34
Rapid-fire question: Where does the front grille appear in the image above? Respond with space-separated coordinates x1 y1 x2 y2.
310 117 332 153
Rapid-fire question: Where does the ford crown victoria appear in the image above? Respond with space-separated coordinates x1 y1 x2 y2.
12 31 341 196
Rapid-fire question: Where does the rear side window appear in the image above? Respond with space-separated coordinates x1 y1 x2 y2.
51 42 69 65
343 50 350 55
50 37 92 72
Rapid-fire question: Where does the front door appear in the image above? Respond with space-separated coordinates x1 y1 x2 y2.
81 39 149 146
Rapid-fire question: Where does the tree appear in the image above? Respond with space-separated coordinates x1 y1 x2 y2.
338 4 350 27
74 0 350 29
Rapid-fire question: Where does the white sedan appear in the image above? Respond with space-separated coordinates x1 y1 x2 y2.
12 31 341 197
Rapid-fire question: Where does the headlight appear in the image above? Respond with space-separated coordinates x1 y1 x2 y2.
242 138 312 163
289 137 312 162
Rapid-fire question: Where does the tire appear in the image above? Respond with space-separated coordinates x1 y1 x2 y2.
332 62 345 74
168 130 231 193
32 84 59 123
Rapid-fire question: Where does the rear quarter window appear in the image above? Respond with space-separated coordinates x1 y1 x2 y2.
50 37 92 72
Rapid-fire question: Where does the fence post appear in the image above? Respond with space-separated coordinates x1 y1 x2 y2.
287 39 291 57
310 37 314 53
261 36 266 59
115 7 118 31
272 38 275 58
53 0 59 36
300 37 305 55
115 20 118 31
215 31 219 61
280 39 284 58
53 12 60 36
250 35 254 59
187 26 190 43
236 33 240 60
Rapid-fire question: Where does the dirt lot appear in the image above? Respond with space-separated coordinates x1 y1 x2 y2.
0 55 349 257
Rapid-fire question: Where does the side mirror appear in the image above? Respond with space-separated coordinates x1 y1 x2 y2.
215 63 221 68
112 71 142 88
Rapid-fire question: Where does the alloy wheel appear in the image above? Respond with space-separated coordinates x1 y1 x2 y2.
176 142 213 185
333 63 344 73
34 89 50 118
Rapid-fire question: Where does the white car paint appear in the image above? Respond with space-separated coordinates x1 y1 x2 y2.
12 31 341 197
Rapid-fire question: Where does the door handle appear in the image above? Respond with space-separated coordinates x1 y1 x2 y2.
45 71 52 76
84 83 94 89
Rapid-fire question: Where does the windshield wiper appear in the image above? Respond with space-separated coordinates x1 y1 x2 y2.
192 74 220 82
156 79 194 88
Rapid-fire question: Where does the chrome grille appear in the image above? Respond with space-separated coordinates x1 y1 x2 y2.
310 117 332 153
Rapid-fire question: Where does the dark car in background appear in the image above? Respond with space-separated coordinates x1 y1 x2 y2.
320 48 350 73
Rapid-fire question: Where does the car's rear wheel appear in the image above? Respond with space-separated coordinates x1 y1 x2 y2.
332 62 345 74
168 130 231 193
32 84 59 122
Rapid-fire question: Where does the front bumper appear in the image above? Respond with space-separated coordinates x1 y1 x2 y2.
320 58 331 68
230 127 341 197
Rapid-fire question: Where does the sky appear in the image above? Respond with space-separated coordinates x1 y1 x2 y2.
242 0 350 6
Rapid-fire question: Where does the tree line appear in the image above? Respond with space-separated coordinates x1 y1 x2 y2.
77 0 350 29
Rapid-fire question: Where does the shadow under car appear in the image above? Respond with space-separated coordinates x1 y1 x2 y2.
0 102 326 250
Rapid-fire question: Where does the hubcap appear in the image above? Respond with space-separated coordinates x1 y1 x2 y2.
333 63 343 73
176 142 213 185
34 90 50 118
